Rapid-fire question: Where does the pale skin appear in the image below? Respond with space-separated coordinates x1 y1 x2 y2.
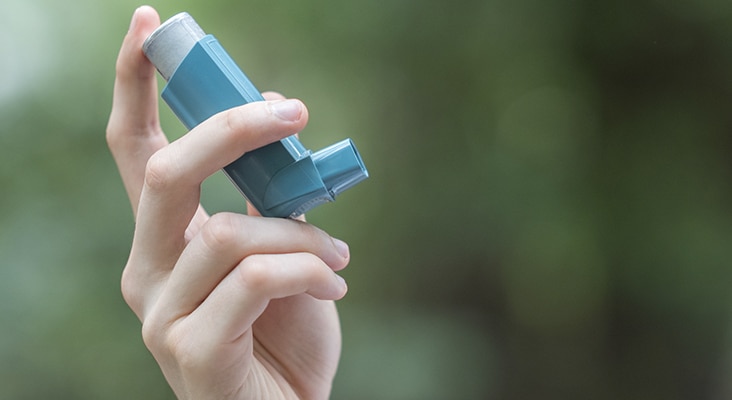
106 6 349 399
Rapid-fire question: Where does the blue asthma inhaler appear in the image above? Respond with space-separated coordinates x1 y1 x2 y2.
142 12 368 218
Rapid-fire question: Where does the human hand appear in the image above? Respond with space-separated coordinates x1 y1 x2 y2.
106 6 349 399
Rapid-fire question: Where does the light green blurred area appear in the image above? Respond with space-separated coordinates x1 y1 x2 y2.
2 0 732 398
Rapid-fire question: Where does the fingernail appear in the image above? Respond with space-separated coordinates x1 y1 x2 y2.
128 7 141 32
333 238 350 259
270 99 302 121
335 274 348 293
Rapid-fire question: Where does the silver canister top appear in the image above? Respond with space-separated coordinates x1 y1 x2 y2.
142 12 206 81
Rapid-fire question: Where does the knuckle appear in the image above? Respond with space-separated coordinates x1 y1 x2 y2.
114 55 129 81
236 256 274 293
120 265 142 313
105 117 129 152
140 306 170 353
143 151 177 191
223 107 240 133
200 213 243 253
171 340 206 371
166 329 212 371
142 317 184 360
218 103 261 141
105 122 120 148
140 318 162 351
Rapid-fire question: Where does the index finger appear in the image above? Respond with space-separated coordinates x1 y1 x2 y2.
106 6 166 215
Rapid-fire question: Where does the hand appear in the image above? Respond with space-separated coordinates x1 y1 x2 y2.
106 6 349 399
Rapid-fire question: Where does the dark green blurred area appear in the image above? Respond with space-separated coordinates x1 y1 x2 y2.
2 0 732 398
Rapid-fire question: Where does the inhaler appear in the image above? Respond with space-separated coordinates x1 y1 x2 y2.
142 13 368 218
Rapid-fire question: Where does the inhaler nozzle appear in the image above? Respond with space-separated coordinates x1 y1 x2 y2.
312 139 369 197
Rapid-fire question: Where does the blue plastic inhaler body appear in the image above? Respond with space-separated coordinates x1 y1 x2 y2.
143 13 368 218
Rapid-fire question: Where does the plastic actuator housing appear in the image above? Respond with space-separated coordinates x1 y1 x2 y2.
143 13 368 218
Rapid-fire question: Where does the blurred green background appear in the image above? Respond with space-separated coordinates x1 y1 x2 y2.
2 0 732 398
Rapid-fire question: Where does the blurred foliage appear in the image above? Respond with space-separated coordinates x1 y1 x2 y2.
2 0 732 399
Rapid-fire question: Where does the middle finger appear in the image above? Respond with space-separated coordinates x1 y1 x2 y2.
152 212 349 320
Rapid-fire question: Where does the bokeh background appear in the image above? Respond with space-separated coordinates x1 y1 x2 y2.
2 0 732 398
